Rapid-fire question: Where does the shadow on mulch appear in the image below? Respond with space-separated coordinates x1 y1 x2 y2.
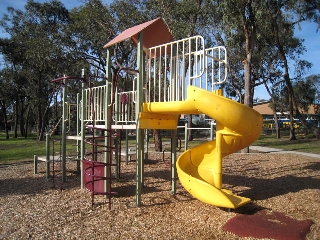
0 170 81 197
224 162 320 201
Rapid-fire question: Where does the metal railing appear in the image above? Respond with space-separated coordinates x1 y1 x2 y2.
114 89 136 123
84 85 107 122
146 36 227 102
83 85 137 124
82 36 228 122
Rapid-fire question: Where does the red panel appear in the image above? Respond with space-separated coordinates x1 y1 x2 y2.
82 159 105 193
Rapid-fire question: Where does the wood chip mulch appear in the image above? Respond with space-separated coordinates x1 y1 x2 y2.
0 152 319 239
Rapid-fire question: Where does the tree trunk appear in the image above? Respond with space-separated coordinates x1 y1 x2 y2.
270 97 281 138
153 129 162 152
19 101 26 137
274 115 281 139
37 103 44 141
4 122 9 139
1 102 9 139
241 56 252 153
241 0 256 153
268 7 296 141
24 105 31 138
314 128 320 140
14 102 18 138
283 69 297 141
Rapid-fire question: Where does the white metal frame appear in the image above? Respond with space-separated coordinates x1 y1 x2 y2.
146 36 227 103
82 36 228 123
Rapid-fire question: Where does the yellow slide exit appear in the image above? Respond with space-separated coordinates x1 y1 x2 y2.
142 86 263 209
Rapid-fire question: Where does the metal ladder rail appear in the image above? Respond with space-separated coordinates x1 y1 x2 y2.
83 128 118 209
51 139 63 190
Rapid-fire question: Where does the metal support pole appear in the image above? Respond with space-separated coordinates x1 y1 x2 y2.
136 32 144 206
105 49 111 195
144 129 148 162
34 155 38 174
80 69 86 188
210 121 214 140
61 78 67 183
115 87 119 124
76 93 81 172
184 122 188 151
114 134 119 178
125 129 129 164
45 133 50 178
105 81 111 195
171 129 177 195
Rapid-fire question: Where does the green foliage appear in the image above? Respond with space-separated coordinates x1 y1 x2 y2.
0 0 74 140
1 0 320 142
67 0 113 74
293 77 317 113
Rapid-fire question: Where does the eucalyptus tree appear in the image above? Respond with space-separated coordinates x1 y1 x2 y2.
209 1 257 107
213 0 319 141
0 36 32 138
0 0 72 140
293 75 318 113
263 3 296 140
261 60 285 138
108 0 143 81
66 0 114 77
0 69 14 139
140 0 217 141
260 0 319 140
251 4 300 139
0 39 25 138
293 74 320 137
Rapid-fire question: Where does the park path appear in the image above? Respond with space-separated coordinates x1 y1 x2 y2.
250 145 320 159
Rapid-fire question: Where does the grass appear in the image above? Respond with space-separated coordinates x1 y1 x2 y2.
254 133 320 154
1 130 319 164
0 132 78 164
0 133 44 164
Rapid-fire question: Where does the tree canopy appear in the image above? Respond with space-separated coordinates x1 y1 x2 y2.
0 0 319 140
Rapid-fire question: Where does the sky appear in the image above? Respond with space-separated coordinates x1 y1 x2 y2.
0 0 319 100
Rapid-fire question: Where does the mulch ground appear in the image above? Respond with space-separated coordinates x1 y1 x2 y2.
0 152 319 239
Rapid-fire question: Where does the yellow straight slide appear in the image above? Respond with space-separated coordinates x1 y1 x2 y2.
142 86 263 209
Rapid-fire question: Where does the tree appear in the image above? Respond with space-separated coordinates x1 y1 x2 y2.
293 74 320 138
1 0 73 140
66 0 115 76
0 69 14 139
293 76 317 114
142 0 217 142
1 0 318 144
0 37 31 138
262 0 319 140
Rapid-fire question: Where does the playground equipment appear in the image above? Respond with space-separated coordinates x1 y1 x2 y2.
143 87 261 208
34 76 84 181
36 17 262 209
102 18 263 209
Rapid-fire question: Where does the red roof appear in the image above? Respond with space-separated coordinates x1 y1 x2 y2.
103 18 173 51
253 102 274 115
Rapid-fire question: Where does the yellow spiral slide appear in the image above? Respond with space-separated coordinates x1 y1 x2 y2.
142 86 263 209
